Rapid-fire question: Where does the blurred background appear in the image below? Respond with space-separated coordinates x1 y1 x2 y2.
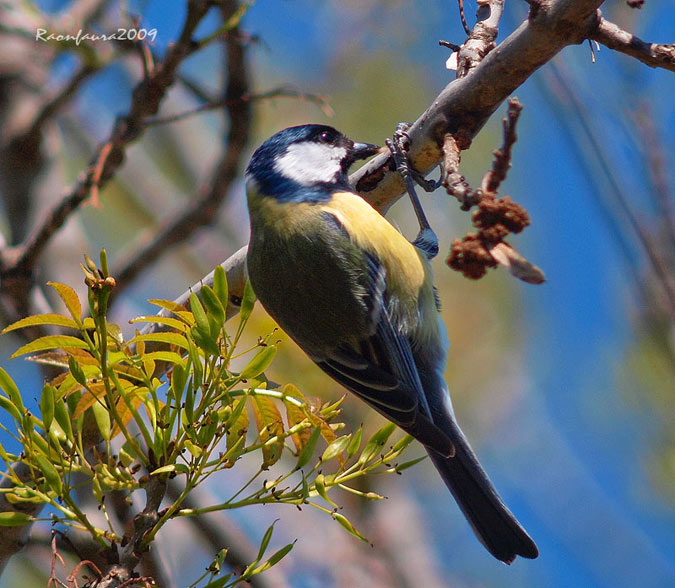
0 0 673 586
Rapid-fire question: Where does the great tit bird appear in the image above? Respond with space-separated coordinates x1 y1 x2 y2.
244 124 538 564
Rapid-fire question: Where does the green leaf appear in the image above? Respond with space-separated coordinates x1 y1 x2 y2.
203 575 233 588
313 474 337 507
91 400 111 440
251 395 284 468
184 439 202 458
151 463 189 476
191 326 220 357
68 355 88 387
183 379 195 424
189 292 209 335
201 285 226 325
394 455 427 472
40 384 55 431
48 282 82 323
11 335 87 359
142 351 186 365
0 395 22 422
53 399 72 439
0 368 25 413
2 314 80 333
256 520 276 562
0 512 34 526
347 426 363 459
148 298 189 315
187 338 203 385
358 423 397 466
295 425 321 470
129 315 188 331
225 397 249 461
333 513 368 542
240 345 276 381
35 454 62 495
0 440 10 462
131 332 190 350
252 541 295 575
239 280 256 322
213 265 229 310
170 364 187 406
212 548 228 573
389 434 415 453
321 435 351 463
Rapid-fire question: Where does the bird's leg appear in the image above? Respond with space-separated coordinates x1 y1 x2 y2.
386 123 441 260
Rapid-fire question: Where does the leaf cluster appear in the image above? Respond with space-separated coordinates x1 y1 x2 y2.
0 251 420 585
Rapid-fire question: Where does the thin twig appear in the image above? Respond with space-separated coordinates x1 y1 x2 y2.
632 105 675 254
482 98 523 194
144 87 332 127
8 0 212 276
27 64 100 139
591 17 675 72
444 99 543 282
112 1 252 294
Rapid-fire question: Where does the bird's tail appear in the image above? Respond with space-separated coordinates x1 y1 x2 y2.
426 417 538 564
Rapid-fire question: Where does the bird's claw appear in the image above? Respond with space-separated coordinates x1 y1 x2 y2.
387 123 440 260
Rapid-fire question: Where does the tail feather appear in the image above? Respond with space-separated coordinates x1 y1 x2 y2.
427 419 538 564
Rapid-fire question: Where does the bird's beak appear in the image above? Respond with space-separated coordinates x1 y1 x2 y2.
347 142 381 165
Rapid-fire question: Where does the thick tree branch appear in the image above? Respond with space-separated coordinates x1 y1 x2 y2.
591 17 675 72
170 0 605 319
351 0 604 209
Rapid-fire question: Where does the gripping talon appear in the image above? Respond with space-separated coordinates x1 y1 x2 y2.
387 126 439 260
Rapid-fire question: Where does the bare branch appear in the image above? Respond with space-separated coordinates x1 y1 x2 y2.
351 0 604 212
112 1 252 294
5 0 212 277
591 17 675 72
97 476 167 588
482 98 523 194
457 0 504 78
144 87 332 128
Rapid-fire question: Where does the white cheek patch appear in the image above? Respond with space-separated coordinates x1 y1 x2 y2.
274 142 346 185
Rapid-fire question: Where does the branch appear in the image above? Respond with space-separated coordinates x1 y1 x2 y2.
591 17 675 72
3 0 212 278
351 0 603 210
167 485 289 588
456 0 504 78
175 0 603 316
112 0 252 295
97 476 168 588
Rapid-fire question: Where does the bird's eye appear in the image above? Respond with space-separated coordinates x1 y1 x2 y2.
318 131 332 143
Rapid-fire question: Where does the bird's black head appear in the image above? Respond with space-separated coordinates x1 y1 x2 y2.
245 124 380 203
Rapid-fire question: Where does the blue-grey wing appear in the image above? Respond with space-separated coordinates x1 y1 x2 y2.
313 225 454 456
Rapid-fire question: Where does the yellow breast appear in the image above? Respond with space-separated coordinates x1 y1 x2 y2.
319 191 428 303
